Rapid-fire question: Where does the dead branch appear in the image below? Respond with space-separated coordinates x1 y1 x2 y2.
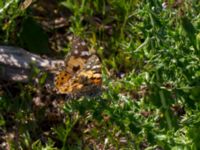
0 46 64 84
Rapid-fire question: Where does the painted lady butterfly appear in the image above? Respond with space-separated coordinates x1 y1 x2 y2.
54 37 102 98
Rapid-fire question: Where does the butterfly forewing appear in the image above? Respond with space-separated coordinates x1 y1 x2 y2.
64 37 91 74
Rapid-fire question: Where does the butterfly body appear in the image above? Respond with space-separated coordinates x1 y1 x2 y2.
54 37 102 98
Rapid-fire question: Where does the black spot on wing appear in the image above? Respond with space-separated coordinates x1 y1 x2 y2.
73 65 80 72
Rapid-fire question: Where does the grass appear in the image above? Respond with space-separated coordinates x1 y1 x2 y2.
0 0 200 149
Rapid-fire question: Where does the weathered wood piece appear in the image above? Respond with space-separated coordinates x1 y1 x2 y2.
0 46 64 84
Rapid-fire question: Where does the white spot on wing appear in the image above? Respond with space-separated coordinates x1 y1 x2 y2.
81 51 90 56
92 65 101 69
81 41 86 46
74 50 79 54
75 45 78 49
86 65 91 69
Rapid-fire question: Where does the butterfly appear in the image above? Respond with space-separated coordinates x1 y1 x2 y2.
54 37 102 98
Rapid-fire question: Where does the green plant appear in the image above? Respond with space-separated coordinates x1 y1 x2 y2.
1 0 200 149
